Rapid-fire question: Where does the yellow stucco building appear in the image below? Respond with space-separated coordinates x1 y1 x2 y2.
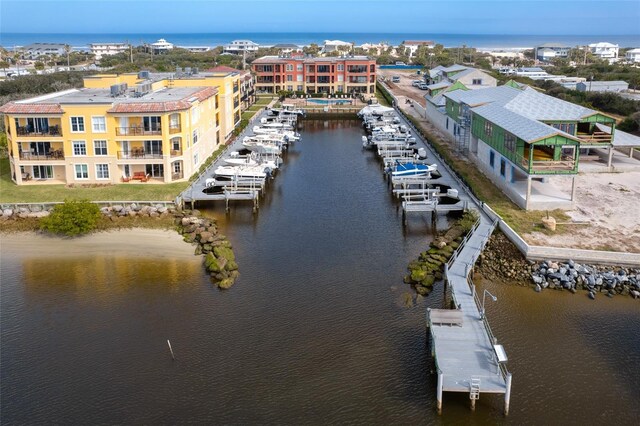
1 70 243 185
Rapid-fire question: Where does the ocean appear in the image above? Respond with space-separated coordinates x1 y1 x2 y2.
2 32 640 50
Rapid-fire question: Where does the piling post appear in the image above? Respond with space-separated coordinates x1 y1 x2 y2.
437 373 444 414
470 396 476 411
504 373 512 416
167 339 175 361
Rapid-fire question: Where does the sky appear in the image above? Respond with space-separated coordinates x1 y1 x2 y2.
1 0 639 35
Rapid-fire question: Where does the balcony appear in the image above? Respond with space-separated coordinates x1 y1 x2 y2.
576 132 612 144
116 126 162 136
117 150 164 159
517 148 577 174
19 150 65 161
15 125 62 137
347 66 368 73
169 124 182 134
170 149 183 157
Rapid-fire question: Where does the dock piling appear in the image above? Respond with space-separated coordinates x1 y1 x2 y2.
167 339 175 361
437 373 444 414
504 373 512 416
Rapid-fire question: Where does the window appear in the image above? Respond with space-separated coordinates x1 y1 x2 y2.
296 64 303 71
297 85 303 91
489 150 495 168
484 121 493 137
143 116 161 132
32 165 53 179
145 164 164 178
500 158 506 177
171 137 181 152
296 74 303 82
286 64 293 71
446 118 449 129
337 64 344 71
472 79 483 85
72 141 87 156
92 116 106 133
194 153 199 165
504 132 516 152
287 74 293 82
192 129 199 145
75 164 88 179
70 116 85 132
287 85 293 91
96 164 110 179
94 140 108 155
173 162 181 174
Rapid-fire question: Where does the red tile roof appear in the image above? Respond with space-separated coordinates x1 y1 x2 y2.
0 103 64 114
208 65 240 73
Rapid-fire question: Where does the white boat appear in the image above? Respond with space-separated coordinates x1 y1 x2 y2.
253 126 300 141
242 136 283 155
259 121 294 131
214 164 271 179
390 162 438 177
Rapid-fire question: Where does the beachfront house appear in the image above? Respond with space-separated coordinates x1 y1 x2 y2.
149 39 174 54
321 40 353 55
252 55 376 95
438 85 619 209
625 48 640 63
90 43 130 60
21 43 68 59
402 40 434 59
534 43 571 62
223 40 260 55
271 44 302 54
588 42 619 60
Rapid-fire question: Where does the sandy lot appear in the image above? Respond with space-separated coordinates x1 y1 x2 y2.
526 173 640 253
379 71 640 253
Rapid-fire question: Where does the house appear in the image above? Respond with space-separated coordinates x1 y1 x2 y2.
1 81 219 185
534 43 571 62
149 39 174 54
90 43 129 60
271 44 302 54
512 67 550 80
402 40 434 59
252 55 376 95
359 42 390 56
178 46 211 53
438 85 619 209
576 81 629 93
21 43 68 59
588 42 619 60
321 40 353 55
625 48 640 63
223 40 260 55
426 64 497 89
208 66 256 111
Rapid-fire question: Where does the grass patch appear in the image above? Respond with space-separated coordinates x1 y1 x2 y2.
0 158 188 203
399 110 570 235
375 82 392 107
0 214 177 234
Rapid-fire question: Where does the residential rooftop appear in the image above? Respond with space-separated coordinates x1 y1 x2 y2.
252 55 372 64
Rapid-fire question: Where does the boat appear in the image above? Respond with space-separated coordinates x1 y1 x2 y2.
389 161 438 177
242 135 285 155
253 126 300 141
213 164 272 179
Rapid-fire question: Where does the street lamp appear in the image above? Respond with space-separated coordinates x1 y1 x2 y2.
480 289 497 320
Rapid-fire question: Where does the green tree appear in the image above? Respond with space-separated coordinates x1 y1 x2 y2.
303 43 320 55
34 61 45 71
40 199 102 236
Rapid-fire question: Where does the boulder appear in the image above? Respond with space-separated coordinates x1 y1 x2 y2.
214 246 235 263
588 291 596 300
217 278 235 289
112 205 124 212
541 216 556 231
199 231 213 242
2 209 13 217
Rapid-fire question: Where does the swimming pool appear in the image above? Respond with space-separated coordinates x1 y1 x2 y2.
307 99 353 105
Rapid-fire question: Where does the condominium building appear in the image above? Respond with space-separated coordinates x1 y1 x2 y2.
1 84 219 186
252 55 376 95
223 40 260 55
90 42 130 60
2 69 245 186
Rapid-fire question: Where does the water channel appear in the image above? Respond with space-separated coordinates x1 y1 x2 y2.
1 120 639 425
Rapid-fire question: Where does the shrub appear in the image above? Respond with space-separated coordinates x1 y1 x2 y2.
40 199 102 236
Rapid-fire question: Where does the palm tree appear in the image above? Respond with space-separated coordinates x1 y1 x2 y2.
64 44 71 68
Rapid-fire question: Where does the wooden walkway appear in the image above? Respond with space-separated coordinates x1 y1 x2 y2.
385 105 512 415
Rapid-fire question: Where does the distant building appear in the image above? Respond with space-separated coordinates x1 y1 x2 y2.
534 43 570 62
402 40 434 59
178 46 211 53
90 43 129 60
252 55 376 95
321 40 353 55
149 39 174 54
22 43 68 59
576 80 629 93
359 42 390 56
513 67 550 79
588 42 619 59
271 44 302 54
625 48 640 63
223 40 259 55
426 64 497 90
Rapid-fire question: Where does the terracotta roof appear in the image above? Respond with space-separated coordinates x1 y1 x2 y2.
107 87 218 113
0 103 64 114
207 65 240 73
403 40 434 45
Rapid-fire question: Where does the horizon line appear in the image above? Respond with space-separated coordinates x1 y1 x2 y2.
2 31 640 36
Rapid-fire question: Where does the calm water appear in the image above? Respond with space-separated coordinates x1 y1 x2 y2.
2 32 640 49
1 121 639 425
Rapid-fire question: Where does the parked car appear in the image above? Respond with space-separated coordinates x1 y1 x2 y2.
418 83 429 90
412 80 423 87
391 76 401 83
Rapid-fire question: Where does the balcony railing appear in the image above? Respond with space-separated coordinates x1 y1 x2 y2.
172 171 184 180
117 150 164 159
19 150 65 160
116 127 162 136
16 126 62 137
170 149 183 157
516 151 576 173
169 124 182 134
576 132 612 144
